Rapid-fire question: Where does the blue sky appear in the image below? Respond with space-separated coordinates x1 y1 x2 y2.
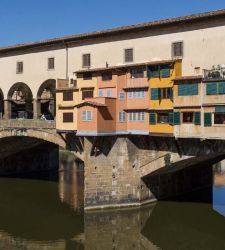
1 0 225 47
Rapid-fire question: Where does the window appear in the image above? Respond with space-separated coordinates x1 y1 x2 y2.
119 92 125 100
48 58 54 70
124 48 133 63
82 110 92 121
63 91 73 101
98 89 103 97
214 113 225 125
128 90 145 99
118 112 126 122
183 112 194 123
102 72 112 81
131 68 144 78
147 66 159 78
63 112 73 123
147 65 171 78
128 112 145 121
151 88 173 100
157 113 169 124
106 89 112 97
82 54 91 68
178 83 198 96
172 41 183 58
83 72 92 80
82 90 93 100
16 62 23 74
206 82 225 95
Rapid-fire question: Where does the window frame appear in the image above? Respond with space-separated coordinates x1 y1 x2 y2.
124 48 134 63
119 91 125 100
63 112 73 123
63 90 73 101
102 72 112 81
48 57 55 70
172 41 184 58
16 61 23 74
128 112 145 122
81 110 92 121
182 112 194 124
82 53 91 68
82 90 94 100
118 111 126 123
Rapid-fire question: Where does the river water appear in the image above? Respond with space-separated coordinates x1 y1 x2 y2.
0 164 224 250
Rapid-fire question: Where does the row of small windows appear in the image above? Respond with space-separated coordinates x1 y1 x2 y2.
16 58 54 74
82 41 183 68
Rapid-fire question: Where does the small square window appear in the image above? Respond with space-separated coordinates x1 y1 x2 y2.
102 72 112 81
172 41 183 58
63 112 73 123
83 72 92 80
183 112 193 123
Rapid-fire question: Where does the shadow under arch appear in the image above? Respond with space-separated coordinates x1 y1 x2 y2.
37 79 56 119
7 82 33 119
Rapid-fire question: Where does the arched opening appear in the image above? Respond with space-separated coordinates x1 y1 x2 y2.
0 89 4 119
8 83 33 119
37 79 56 120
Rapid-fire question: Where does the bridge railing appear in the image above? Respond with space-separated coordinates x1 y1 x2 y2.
0 119 56 129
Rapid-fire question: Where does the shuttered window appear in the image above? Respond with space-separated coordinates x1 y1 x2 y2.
82 54 91 68
160 65 171 78
215 106 225 113
204 113 212 127
206 82 225 95
124 49 133 63
151 88 159 100
63 112 73 123
48 58 54 70
16 61 23 74
172 41 183 58
147 65 160 78
149 113 156 124
173 112 180 125
169 112 174 125
178 83 198 96
63 91 73 101
194 112 201 125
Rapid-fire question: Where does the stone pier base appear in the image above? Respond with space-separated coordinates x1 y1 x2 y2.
84 136 155 210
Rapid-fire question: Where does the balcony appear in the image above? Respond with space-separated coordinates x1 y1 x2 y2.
203 67 225 81
125 77 149 89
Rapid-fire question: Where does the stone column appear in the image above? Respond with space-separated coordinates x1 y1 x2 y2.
33 99 41 119
3 100 11 119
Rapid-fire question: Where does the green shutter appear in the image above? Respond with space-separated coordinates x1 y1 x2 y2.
151 88 159 100
204 113 212 127
194 112 201 125
173 112 180 125
190 83 198 96
206 83 217 95
149 113 156 124
218 82 225 94
161 65 170 78
215 106 225 113
169 112 174 125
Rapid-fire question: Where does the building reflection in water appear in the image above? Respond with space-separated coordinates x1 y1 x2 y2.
58 160 84 212
213 160 225 217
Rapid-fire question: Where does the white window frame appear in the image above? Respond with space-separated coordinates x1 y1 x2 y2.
128 90 145 99
106 89 112 97
98 89 103 97
82 110 92 121
118 111 126 122
128 112 145 122
119 91 125 100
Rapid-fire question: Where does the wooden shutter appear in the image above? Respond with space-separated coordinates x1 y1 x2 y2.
194 112 201 125
169 112 174 125
125 49 133 63
218 82 225 94
173 112 180 125
83 54 91 68
151 88 159 100
190 83 198 96
215 106 225 113
172 42 183 57
206 83 217 95
204 112 212 127
149 113 156 124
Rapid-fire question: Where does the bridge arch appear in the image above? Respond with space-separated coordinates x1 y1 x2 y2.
7 82 33 119
37 79 56 119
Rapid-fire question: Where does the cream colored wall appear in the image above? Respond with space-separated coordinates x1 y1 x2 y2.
1 24 225 99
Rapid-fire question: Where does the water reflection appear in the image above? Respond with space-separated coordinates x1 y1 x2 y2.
0 162 224 249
